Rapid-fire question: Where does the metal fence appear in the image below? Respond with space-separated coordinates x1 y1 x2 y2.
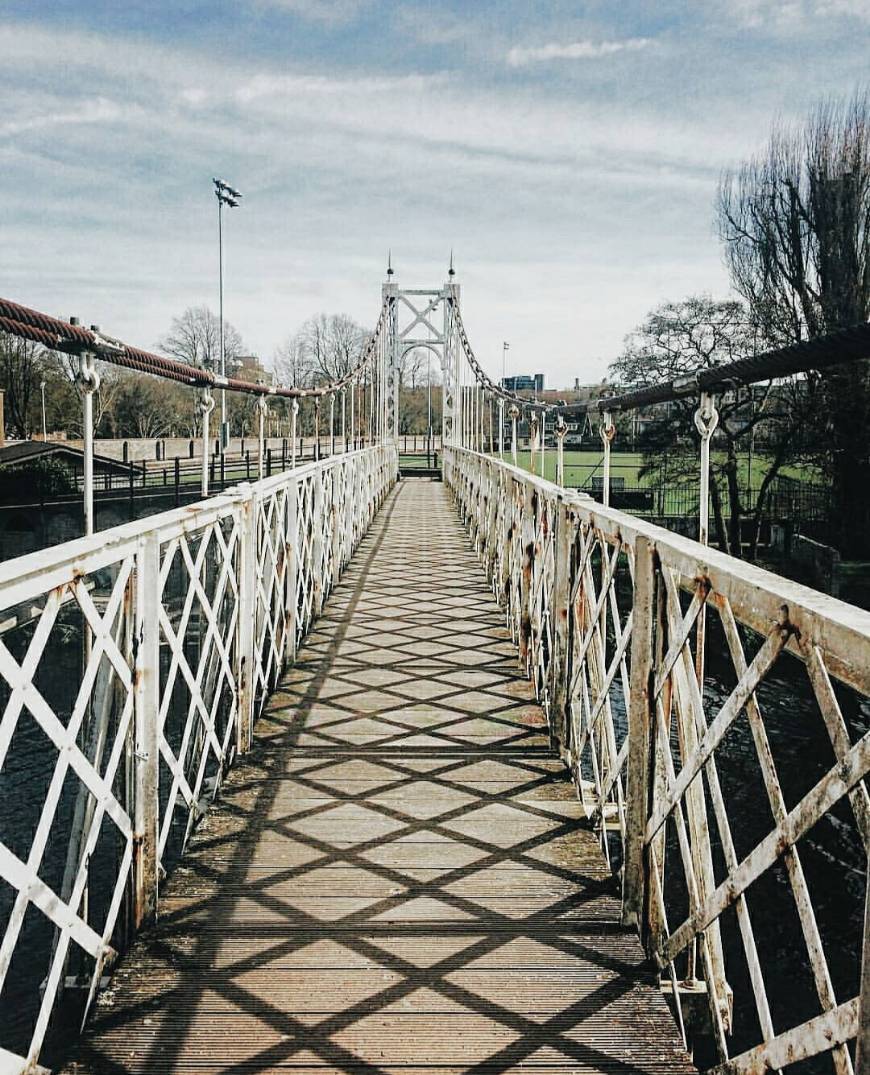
0 444 397 1072
445 444 869 1075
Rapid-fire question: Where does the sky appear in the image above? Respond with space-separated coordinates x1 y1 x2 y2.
1 1 868 388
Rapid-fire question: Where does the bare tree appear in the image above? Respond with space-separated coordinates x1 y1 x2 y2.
399 348 428 390
0 332 48 438
297 313 368 383
717 89 870 553
610 296 807 557
273 333 317 388
159 306 245 370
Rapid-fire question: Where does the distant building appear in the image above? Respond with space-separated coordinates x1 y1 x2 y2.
502 373 544 393
234 355 269 383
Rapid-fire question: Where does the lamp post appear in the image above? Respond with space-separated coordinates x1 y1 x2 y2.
502 341 509 388
213 177 243 453
40 379 47 440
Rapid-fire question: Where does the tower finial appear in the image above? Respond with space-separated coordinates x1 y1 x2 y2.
387 249 393 277
448 249 455 277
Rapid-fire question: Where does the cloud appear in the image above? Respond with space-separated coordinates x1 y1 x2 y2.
251 0 370 24
506 37 651 67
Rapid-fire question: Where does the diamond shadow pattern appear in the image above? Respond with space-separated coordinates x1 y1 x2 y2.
61 479 695 1075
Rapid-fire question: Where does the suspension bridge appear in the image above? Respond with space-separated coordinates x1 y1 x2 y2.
0 266 868 1075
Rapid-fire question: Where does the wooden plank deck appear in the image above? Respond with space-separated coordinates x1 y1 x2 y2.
62 478 695 1075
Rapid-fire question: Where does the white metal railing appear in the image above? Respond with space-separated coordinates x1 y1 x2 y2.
0 444 397 1072
445 444 870 1075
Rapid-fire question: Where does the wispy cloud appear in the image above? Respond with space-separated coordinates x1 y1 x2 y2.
251 0 370 24
506 37 651 67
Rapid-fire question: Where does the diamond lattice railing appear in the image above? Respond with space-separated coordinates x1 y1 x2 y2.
446 444 870 1075
0 444 396 1073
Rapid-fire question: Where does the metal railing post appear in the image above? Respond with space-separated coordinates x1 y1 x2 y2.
550 499 573 750
622 533 656 930
199 389 215 497
330 392 336 457
284 475 299 665
257 396 267 481
236 484 257 754
291 400 299 469
132 531 160 927
693 391 719 689
555 414 567 486
694 392 719 548
509 404 519 466
498 399 505 460
599 410 615 507
76 351 100 536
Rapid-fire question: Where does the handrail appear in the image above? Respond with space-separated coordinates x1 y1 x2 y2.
0 444 398 1072
445 443 869 1075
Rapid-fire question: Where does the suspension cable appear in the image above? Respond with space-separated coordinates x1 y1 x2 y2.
0 295 389 399
448 298 563 412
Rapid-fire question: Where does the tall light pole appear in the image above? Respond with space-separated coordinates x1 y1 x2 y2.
40 379 47 440
502 341 509 388
213 177 243 452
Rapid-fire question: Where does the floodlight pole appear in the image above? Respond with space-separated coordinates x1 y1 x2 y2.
218 193 227 452
214 177 242 454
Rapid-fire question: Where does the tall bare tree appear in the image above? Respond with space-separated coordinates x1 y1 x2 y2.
159 305 245 370
717 89 870 553
273 333 317 388
295 313 368 383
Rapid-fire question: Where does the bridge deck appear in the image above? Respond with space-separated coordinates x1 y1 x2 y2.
63 479 694 1075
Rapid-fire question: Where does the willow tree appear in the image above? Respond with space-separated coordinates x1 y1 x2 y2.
717 90 870 555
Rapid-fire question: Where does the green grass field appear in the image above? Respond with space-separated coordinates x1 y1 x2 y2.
506 449 821 490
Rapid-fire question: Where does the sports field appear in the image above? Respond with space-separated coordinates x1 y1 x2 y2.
507 449 819 491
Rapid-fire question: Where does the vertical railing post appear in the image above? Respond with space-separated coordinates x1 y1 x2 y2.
623 533 656 930
330 460 342 587
599 410 615 507
199 389 215 498
693 392 719 688
313 468 326 614
76 350 100 536
284 475 299 666
549 498 573 750
257 396 267 481
132 531 160 928
498 399 505 460
236 485 257 754
518 478 535 669
555 414 567 486
291 400 299 469
509 404 519 467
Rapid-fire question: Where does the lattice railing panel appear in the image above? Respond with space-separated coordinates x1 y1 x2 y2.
445 444 869 1075
0 445 396 1072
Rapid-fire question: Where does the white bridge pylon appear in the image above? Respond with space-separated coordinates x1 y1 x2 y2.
381 260 460 446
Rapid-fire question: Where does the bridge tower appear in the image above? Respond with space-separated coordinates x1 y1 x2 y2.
383 259 459 447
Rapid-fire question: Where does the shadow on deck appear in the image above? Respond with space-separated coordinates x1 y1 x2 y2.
61 478 695 1074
